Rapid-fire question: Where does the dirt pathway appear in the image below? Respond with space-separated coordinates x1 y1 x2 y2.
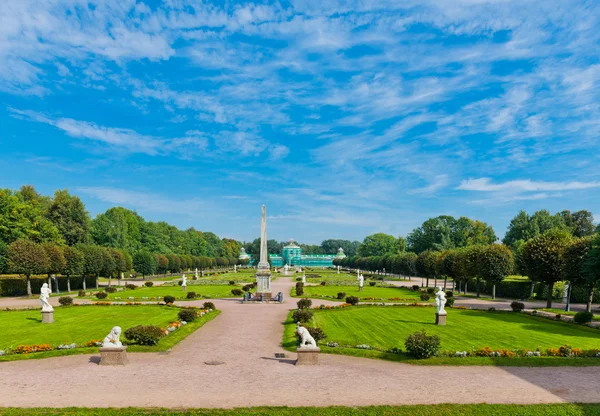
1 278 599 408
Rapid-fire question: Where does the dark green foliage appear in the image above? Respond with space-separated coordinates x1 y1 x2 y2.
336 292 346 299
231 288 243 296
178 308 198 322
78 290 86 297
307 327 327 343
144 281 154 287
446 291 453 298
426 288 435 294
95 292 107 299
420 293 430 301
404 330 441 359
292 309 313 323
203 302 215 309
369 281 376 287
229 280 235 285
412 285 420 291
297 298 312 309
163 295 175 304
124 325 164 345
320 281 326 286
446 297 455 307
242 284 253 292
574 312 594 324
58 296 73 306
511 301 525 312
105 287 117 293
186 291 197 299
132 250 156 277
295 282 304 296
345 296 359 305
125 284 136 290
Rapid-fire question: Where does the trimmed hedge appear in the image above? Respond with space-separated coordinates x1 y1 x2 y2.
0 276 96 296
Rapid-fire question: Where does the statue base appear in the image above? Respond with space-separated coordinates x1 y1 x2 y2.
99 347 129 366
41 310 54 324
296 347 320 365
435 313 447 326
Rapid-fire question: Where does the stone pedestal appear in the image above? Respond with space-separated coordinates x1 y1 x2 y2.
435 313 447 326
41 311 54 324
99 347 129 366
296 347 320 365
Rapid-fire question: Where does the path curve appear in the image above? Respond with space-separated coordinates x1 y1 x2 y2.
1 278 599 408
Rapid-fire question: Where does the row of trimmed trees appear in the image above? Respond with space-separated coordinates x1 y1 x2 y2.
1 239 250 296
334 252 418 277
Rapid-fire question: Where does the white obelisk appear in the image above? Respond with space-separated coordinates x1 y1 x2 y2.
255 205 272 295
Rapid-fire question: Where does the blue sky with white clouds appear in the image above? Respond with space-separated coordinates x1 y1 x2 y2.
1 0 599 243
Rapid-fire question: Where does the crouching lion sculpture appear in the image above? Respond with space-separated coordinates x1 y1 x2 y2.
296 323 317 348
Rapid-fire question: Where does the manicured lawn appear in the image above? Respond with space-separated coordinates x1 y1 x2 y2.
86 285 241 301
539 308 600 321
2 404 600 415
292 285 429 302
0 305 219 361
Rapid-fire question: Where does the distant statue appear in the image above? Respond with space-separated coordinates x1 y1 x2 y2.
435 287 447 315
102 326 123 348
181 274 187 290
195 268 199 279
296 323 317 348
40 283 53 312
357 274 364 292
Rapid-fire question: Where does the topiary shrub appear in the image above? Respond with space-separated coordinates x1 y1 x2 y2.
337 292 346 299
405 330 440 359
510 301 525 312
345 296 359 306
426 288 435 294
178 308 198 322
292 309 313 323
446 297 455 307
203 302 215 310
95 292 108 299
369 281 376 287
231 288 244 296
164 295 176 304
242 284 253 292
320 281 327 286
124 325 164 345
296 277 302 282
297 298 312 309
574 312 594 324
229 280 235 285
78 290 86 297
295 282 304 296
144 281 154 287
446 291 453 298
420 293 430 301
105 287 117 293
307 327 327 343
125 284 136 290
58 296 73 306
412 285 420 291
186 291 197 299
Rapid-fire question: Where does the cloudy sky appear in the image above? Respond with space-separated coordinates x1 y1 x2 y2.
0 0 598 243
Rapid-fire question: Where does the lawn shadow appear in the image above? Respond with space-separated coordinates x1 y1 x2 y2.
26 317 41 323
393 319 435 325
260 356 297 365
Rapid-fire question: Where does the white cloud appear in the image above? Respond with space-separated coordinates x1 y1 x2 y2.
458 178 600 192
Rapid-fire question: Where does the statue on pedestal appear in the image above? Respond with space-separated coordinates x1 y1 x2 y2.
181 274 187 291
296 323 317 348
435 287 447 315
357 274 364 292
40 283 53 312
102 326 123 348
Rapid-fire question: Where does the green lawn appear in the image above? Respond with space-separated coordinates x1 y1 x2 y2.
0 305 219 361
292 285 430 302
283 306 600 365
1 404 600 416
85 285 241 301
539 308 600 321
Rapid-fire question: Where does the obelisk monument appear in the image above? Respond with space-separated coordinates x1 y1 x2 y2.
255 204 272 298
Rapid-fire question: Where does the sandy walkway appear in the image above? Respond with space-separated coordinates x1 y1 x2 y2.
1 278 599 408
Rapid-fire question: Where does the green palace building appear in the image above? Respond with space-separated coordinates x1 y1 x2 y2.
240 239 346 268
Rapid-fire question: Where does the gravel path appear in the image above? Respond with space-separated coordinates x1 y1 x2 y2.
1 278 600 408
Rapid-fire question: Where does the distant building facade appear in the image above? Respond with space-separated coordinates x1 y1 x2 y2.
240 239 346 268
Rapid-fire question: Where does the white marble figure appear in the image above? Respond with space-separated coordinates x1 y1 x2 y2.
337 265 340 274
102 326 123 348
181 274 187 290
435 287 447 315
357 274 364 291
234 264 237 272
195 268 199 279
40 283 54 312
296 324 317 348
283 264 289 275
302 272 306 284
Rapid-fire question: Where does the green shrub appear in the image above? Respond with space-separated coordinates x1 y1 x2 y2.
295 282 304 296
178 308 198 322
446 291 453 298
511 301 525 312
203 302 215 310
297 298 312 309
420 293 430 301
125 284 136 290
307 327 327 343
105 287 117 293
574 312 594 324
124 325 164 345
78 290 86 297
58 296 73 306
164 295 176 304
426 288 435 294
186 291 197 299
320 281 327 286
95 292 108 299
345 296 359 306
369 281 376 287
405 330 440 359
337 292 346 299
231 288 244 296
412 285 420 291
229 280 235 285
296 277 302 282
144 281 154 287
446 297 455 307
292 309 313 323
242 284 253 292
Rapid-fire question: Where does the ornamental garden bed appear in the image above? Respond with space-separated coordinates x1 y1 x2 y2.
83 284 241 301
291 285 432 303
0 304 219 361
282 305 600 366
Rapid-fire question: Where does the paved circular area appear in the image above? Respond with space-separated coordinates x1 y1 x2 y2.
1 278 599 408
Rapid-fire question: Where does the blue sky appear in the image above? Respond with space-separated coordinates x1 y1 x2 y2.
0 0 599 244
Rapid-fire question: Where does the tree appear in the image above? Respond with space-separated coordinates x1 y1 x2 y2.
166 253 181 273
0 241 7 274
320 239 361 256
133 250 156 278
464 245 484 297
91 207 142 253
46 190 90 245
523 230 572 308
358 233 398 257
7 239 49 296
478 244 513 299
76 244 104 290
560 210 596 238
503 210 567 247
563 236 594 312
63 246 84 292
583 235 600 313
42 243 66 283
99 247 117 287
396 236 407 253
154 253 169 275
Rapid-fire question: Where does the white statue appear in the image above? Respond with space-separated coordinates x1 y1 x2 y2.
234 264 237 272
102 326 123 348
181 274 187 290
296 324 317 348
302 272 306 284
195 268 199 279
40 283 54 312
435 287 447 315
357 274 364 291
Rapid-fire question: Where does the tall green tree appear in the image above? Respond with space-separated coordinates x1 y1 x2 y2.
563 236 595 312
358 233 398 257
7 239 49 296
503 210 568 247
42 243 66 280
320 239 361 256
46 190 90 245
76 244 104 290
63 246 84 292
582 235 600 313
407 216 496 253
133 250 156 278
559 210 596 238
478 244 514 299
